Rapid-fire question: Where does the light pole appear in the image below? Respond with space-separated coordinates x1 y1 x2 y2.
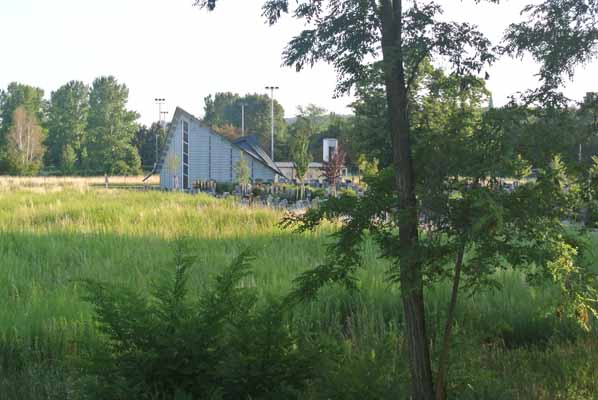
241 103 247 136
265 86 279 160
160 110 169 162
154 98 166 168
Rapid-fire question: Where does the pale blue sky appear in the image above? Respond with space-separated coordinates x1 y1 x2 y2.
1 0 596 125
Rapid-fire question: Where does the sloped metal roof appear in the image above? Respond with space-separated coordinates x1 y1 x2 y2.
233 135 283 176
154 107 283 178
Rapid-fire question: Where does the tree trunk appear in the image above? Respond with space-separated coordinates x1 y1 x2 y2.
380 1 435 398
435 244 465 400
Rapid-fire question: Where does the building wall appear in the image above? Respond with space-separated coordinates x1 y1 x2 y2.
161 113 276 188
252 159 276 181
159 118 183 190
188 119 210 182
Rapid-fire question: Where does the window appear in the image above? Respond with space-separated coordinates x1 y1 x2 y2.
182 120 189 189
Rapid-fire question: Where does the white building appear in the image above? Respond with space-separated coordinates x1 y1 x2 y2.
156 107 283 190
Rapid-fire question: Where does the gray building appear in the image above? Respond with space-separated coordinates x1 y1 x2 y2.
157 107 283 190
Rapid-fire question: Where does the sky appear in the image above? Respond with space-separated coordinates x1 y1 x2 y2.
1 0 597 126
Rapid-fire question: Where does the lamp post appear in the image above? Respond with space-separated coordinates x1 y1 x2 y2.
265 86 279 160
154 98 166 167
241 103 247 136
160 110 169 165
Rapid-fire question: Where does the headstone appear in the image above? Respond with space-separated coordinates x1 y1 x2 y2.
311 197 320 209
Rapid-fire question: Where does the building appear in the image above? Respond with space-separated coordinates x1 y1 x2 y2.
156 107 283 190
276 137 349 183
275 162 326 183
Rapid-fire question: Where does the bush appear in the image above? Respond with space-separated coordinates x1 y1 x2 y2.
586 200 598 228
215 181 235 194
80 242 324 400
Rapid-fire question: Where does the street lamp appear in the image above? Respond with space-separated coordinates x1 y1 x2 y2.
154 98 166 168
265 86 279 160
240 103 247 137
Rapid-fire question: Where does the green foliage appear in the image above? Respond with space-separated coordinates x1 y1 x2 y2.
283 63 598 325
84 76 140 174
80 242 322 400
357 154 379 180
348 65 393 167
0 83 46 173
133 122 168 170
215 181 235 194
503 0 598 102
45 81 89 171
203 92 287 152
289 116 312 184
234 153 251 188
5 106 46 175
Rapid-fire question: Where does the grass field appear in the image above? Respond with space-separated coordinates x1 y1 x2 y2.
0 175 159 190
1 187 597 399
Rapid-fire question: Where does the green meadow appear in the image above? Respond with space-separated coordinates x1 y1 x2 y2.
1 188 597 399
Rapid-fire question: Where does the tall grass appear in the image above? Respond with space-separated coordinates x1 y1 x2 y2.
0 175 159 191
0 187 596 399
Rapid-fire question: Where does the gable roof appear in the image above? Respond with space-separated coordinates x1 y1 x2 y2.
155 107 283 177
233 135 283 177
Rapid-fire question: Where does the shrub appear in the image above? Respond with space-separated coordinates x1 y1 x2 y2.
80 242 324 400
215 181 234 194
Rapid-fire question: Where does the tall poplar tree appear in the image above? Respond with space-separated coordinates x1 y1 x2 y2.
84 76 141 174
46 81 89 173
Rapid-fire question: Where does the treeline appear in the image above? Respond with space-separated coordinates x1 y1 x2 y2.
0 78 152 175
2 74 596 177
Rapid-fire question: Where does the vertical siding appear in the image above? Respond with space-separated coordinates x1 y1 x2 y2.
189 120 210 182
160 118 182 189
161 112 277 187
252 160 275 182
210 133 233 182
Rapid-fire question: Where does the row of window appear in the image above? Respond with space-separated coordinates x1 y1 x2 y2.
183 121 189 189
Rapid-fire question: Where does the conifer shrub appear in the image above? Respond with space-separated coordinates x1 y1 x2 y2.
79 242 324 400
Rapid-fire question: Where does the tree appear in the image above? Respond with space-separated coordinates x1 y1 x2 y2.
348 64 394 168
289 116 312 198
165 153 181 190
203 92 242 127
196 1 598 398
203 92 287 153
211 123 242 142
0 83 46 172
285 70 597 399
6 106 45 174
84 76 141 175
356 154 379 182
503 0 598 105
133 122 169 170
234 153 251 194
45 81 89 172
578 92 598 165
322 147 346 196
